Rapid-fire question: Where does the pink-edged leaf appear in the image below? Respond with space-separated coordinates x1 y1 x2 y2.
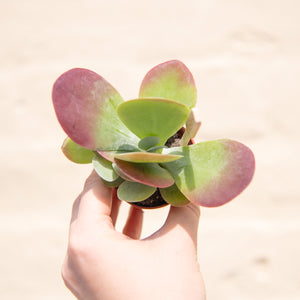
52 68 138 150
112 163 135 182
114 159 174 188
97 144 141 162
162 140 255 207
114 152 182 163
139 60 197 109
97 150 117 162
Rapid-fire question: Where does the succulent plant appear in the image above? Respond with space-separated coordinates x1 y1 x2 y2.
52 60 255 208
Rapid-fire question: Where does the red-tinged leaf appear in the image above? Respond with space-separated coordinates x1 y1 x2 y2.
97 144 141 162
97 150 116 162
52 68 138 150
114 159 174 188
162 140 255 207
112 163 135 182
139 60 197 109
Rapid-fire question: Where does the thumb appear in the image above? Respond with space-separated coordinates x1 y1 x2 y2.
70 171 113 235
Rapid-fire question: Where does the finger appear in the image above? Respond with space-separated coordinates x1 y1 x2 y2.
70 171 114 234
110 188 121 226
122 205 144 239
158 203 201 244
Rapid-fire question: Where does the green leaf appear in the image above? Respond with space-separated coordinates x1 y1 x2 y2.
160 184 190 207
117 181 156 203
147 145 166 153
117 144 141 152
101 176 124 187
138 136 160 150
114 152 182 163
52 68 139 150
61 137 95 164
139 60 197 109
114 159 174 188
92 154 119 182
117 98 190 145
162 140 255 207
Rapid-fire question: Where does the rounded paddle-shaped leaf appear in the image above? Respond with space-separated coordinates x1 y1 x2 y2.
114 159 174 188
138 136 160 150
61 137 95 164
147 145 166 153
162 140 255 207
139 60 197 109
114 152 182 163
97 145 141 162
92 154 119 182
101 176 124 188
97 150 119 162
117 181 156 203
112 163 135 182
159 184 190 207
52 68 139 150
117 98 190 145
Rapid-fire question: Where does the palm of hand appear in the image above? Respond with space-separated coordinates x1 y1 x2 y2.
62 172 206 300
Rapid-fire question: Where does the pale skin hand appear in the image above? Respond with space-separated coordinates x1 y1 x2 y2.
62 171 206 300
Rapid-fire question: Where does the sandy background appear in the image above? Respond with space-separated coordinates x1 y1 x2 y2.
1 0 299 299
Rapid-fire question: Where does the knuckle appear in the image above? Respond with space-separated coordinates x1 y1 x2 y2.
83 171 100 190
185 203 201 219
61 258 81 297
61 257 73 289
61 261 69 283
68 233 93 261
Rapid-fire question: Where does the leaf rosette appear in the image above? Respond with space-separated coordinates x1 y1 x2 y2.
52 60 255 208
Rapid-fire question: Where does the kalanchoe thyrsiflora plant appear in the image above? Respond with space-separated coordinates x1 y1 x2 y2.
52 60 255 208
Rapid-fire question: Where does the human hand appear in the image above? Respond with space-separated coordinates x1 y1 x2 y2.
62 171 206 300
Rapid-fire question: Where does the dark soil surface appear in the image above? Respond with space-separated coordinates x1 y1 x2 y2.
164 130 183 148
132 189 167 208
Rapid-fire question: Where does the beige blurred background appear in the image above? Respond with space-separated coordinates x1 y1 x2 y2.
1 0 299 299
